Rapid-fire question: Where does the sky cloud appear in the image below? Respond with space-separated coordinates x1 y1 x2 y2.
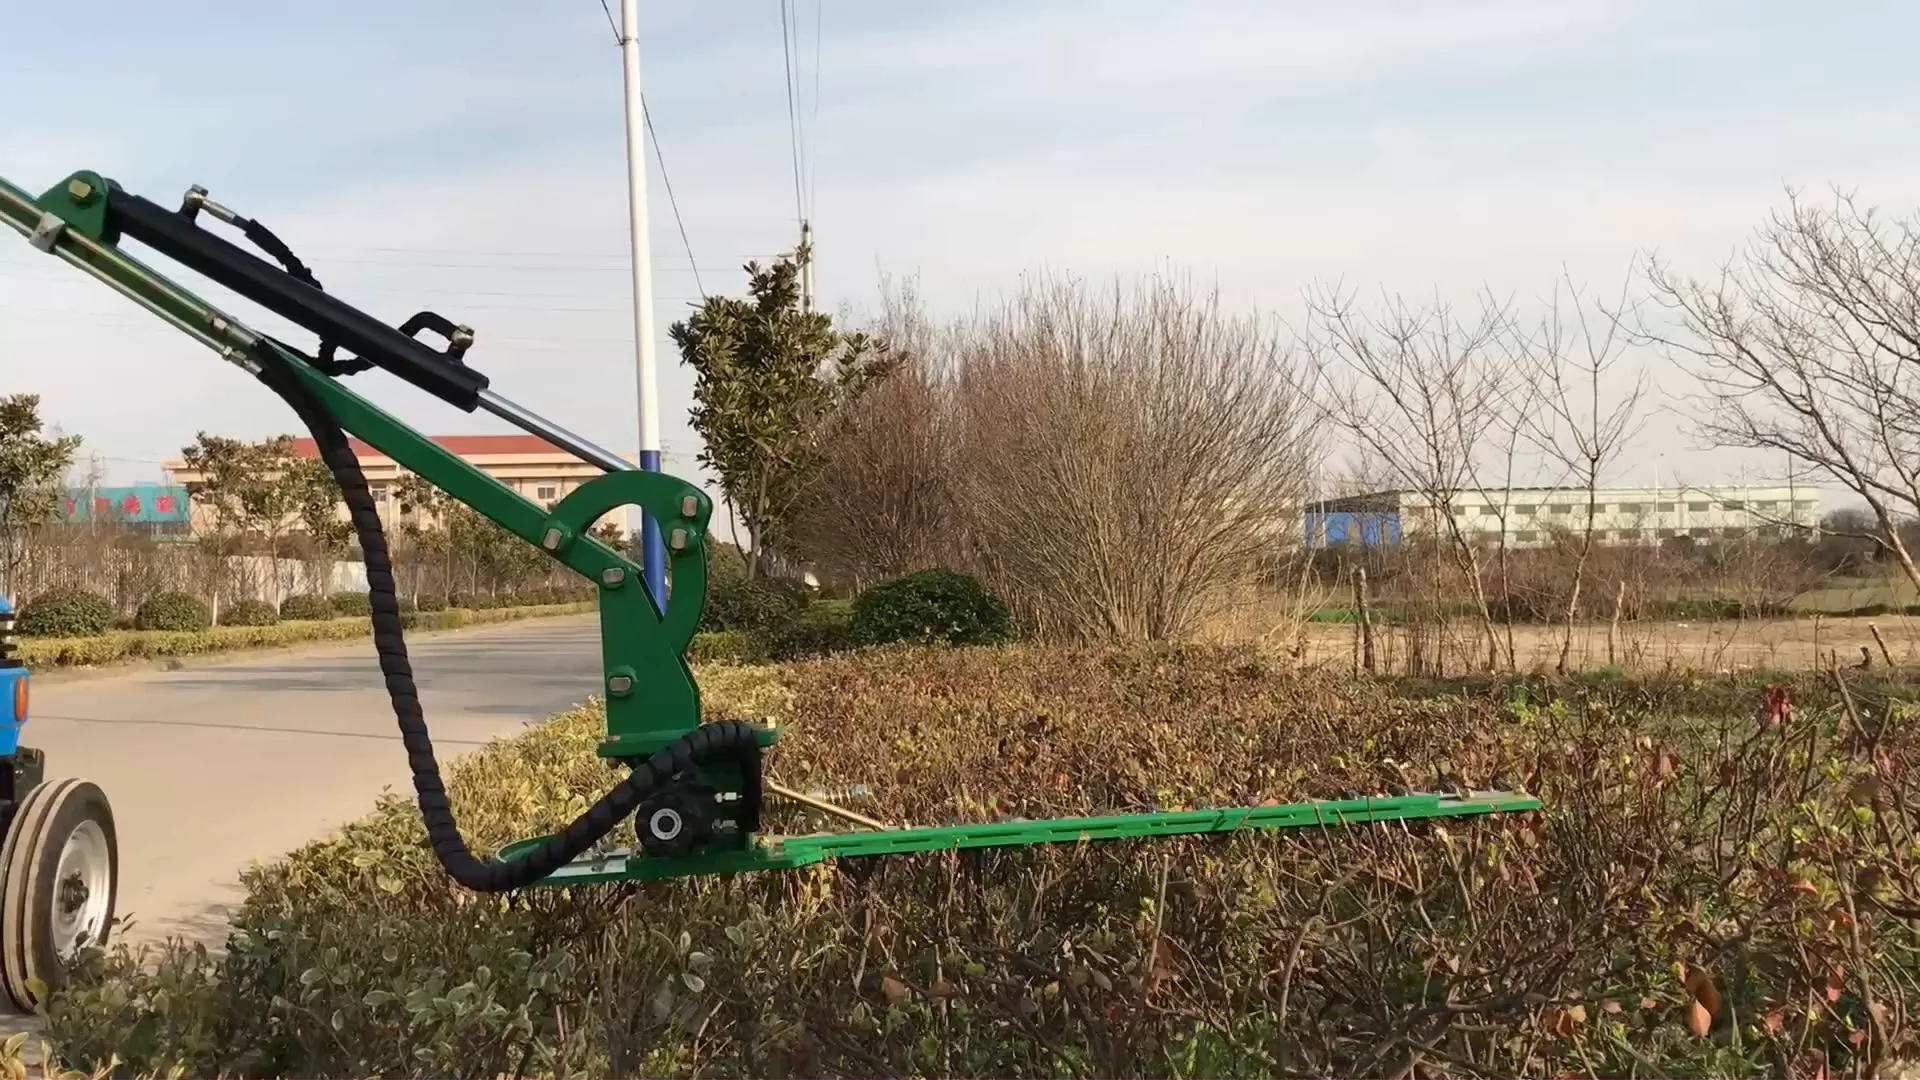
2 0 1914 511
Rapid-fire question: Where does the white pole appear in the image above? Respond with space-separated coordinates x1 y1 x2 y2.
799 220 814 312
619 0 666 608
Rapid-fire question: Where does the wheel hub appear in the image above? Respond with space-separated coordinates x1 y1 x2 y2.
49 820 111 957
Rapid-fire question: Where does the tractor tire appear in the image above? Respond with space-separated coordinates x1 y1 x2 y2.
0 778 118 1011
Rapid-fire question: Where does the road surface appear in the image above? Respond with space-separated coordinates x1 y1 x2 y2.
24 614 605 946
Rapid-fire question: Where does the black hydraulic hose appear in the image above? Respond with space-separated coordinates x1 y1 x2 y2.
248 345 762 892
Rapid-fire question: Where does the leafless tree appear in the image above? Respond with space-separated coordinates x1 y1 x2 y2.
1299 286 1513 671
1509 269 1647 674
787 275 960 588
950 271 1321 641
1644 187 1920 594
1465 319 1550 672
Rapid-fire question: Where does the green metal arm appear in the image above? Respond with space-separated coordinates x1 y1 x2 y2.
1 171 725 762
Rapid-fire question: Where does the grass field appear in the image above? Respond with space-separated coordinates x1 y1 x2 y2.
1790 575 1920 612
1210 590 1920 674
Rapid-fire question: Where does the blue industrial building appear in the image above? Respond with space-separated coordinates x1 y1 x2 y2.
1302 494 1403 548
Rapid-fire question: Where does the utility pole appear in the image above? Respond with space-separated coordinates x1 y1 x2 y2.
798 219 814 311
618 0 666 612
799 219 814 312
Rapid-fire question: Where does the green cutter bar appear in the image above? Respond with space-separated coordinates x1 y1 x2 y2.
1 170 1538 892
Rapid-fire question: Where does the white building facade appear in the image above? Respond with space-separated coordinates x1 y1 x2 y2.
1307 485 1820 549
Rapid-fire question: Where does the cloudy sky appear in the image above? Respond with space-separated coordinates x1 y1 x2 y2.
1 0 1913 508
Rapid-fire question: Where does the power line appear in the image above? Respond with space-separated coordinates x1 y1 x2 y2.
592 0 703 298
642 104 706 299
779 0 805 225
810 0 823 216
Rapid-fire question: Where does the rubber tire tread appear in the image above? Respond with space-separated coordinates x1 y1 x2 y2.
0 778 97 1011
247 345 762 893
13 781 115 1009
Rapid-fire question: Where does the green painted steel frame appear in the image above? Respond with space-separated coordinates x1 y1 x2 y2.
0 171 752 770
495 790 1542 885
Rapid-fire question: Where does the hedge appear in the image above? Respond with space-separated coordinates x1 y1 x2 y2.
133 591 212 632
18 602 595 669
33 653 1920 1078
219 598 279 627
15 586 114 637
851 567 1011 646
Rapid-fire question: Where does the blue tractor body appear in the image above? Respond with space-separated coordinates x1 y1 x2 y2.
0 596 20 757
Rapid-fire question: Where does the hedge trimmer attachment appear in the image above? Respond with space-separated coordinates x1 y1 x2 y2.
1 170 1538 892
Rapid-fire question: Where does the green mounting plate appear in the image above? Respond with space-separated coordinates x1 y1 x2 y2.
495 789 1539 886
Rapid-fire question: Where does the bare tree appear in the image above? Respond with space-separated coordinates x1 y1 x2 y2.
787 274 959 588
1644 188 1920 594
1509 270 1646 674
951 271 1321 641
1467 326 1547 672
1300 287 1512 672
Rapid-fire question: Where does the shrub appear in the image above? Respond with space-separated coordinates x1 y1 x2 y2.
278 594 333 621
20 602 594 669
700 575 806 640
851 567 1011 646
133 591 212 632
16 586 114 637
764 598 857 659
220 598 279 627
686 629 762 665
328 591 371 618
415 594 449 613
32 658 1920 1079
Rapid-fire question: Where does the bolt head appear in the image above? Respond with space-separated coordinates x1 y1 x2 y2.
607 675 633 695
542 527 564 550
66 178 95 204
681 495 699 517
669 528 688 551
601 567 625 587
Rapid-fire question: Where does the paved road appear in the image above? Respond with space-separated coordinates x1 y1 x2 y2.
24 615 605 946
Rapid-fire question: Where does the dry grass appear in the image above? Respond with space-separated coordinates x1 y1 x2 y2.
1206 591 1920 674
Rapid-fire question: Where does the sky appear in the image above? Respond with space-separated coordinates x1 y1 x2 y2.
2 0 1916 514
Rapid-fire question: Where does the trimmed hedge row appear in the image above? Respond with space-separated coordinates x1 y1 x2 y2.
12 588 594 640
18 602 594 669
33 653 1920 1078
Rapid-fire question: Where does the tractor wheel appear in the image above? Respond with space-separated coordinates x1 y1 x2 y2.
0 778 118 1011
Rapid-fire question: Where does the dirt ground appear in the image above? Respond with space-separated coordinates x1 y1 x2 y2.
1206 601 1920 675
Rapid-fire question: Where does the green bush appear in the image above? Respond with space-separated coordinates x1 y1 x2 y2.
449 591 504 610
686 629 762 665
17 586 114 637
220 598 279 627
328 591 371 618
131 591 211 632
700 575 807 641
764 598 857 659
851 568 1011 647
414 594 449 613
278 594 333 621
20 601 595 669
